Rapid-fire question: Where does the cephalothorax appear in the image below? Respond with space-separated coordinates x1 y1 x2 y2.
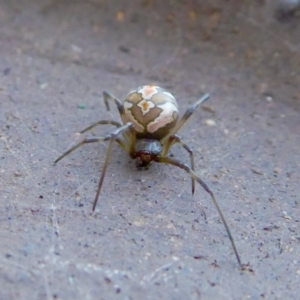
54 85 242 267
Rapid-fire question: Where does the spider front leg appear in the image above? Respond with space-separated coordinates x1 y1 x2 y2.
161 134 196 194
81 90 125 135
92 122 136 211
103 90 130 143
155 156 242 268
54 135 127 165
80 120 122 134
103 90 125 114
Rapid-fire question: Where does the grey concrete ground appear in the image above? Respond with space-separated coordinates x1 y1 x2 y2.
0 0 300 299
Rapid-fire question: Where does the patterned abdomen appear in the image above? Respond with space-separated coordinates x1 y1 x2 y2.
122 85 179 140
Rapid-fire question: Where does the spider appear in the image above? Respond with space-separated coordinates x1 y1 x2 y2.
54 85 242 267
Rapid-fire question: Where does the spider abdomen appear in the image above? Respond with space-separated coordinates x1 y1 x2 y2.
122 85 179 140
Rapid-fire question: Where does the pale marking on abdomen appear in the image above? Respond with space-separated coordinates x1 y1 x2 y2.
137 99 155 116
147 102 178 133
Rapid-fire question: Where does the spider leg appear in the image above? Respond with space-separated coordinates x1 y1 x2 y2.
54 136 127 165
80 120 122 134
103 90 125 114
155 156 242 268
92 122 135 211
161 134 196 194
103 90 130 143
161 93 210 144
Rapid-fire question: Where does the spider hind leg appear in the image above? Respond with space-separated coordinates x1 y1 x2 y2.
155 156 242 268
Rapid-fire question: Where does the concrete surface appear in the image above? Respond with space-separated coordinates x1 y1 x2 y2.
0 0 300 299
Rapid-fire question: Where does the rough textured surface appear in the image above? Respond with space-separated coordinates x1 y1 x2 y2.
0 0 300 299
